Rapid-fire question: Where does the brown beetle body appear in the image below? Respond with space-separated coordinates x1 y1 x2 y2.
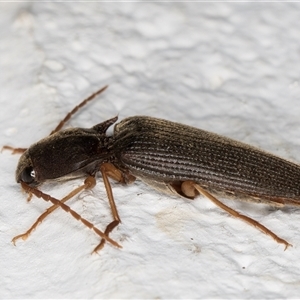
112 116 300 207
10 87 300 251
18 115 300 208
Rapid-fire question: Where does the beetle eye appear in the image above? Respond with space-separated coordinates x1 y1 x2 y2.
21 167 36 184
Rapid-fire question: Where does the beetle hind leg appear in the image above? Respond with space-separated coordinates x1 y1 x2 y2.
177 180 292 250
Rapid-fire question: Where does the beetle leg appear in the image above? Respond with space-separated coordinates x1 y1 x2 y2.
180 180 292 250
12 177 95 244
19 180 121 248
93 162 135 253
1 145 27 154
13 176 122 249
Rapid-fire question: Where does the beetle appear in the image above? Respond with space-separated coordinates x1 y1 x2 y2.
5 85 300 252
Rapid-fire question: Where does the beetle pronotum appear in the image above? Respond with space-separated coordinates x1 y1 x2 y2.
4 86 300 252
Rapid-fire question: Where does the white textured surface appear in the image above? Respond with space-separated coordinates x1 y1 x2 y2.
1 3 300 299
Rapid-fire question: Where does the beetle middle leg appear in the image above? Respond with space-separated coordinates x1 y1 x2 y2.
92 162 136 253
178 181 292 250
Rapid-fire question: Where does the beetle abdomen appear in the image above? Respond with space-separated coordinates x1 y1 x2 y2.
113 116 300 202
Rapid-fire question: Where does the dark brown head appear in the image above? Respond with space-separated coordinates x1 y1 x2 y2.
16 117 118 186
15 130 104 186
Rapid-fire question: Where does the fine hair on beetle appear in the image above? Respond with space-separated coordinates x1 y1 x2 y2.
4 85 300 253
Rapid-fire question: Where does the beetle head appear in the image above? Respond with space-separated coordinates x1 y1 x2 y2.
15 117 119 187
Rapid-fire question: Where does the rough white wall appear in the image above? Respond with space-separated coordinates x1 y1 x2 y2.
1 2 300 299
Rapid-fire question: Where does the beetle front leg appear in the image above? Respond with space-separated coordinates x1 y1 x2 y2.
18 180 121 249
12 176 97 245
